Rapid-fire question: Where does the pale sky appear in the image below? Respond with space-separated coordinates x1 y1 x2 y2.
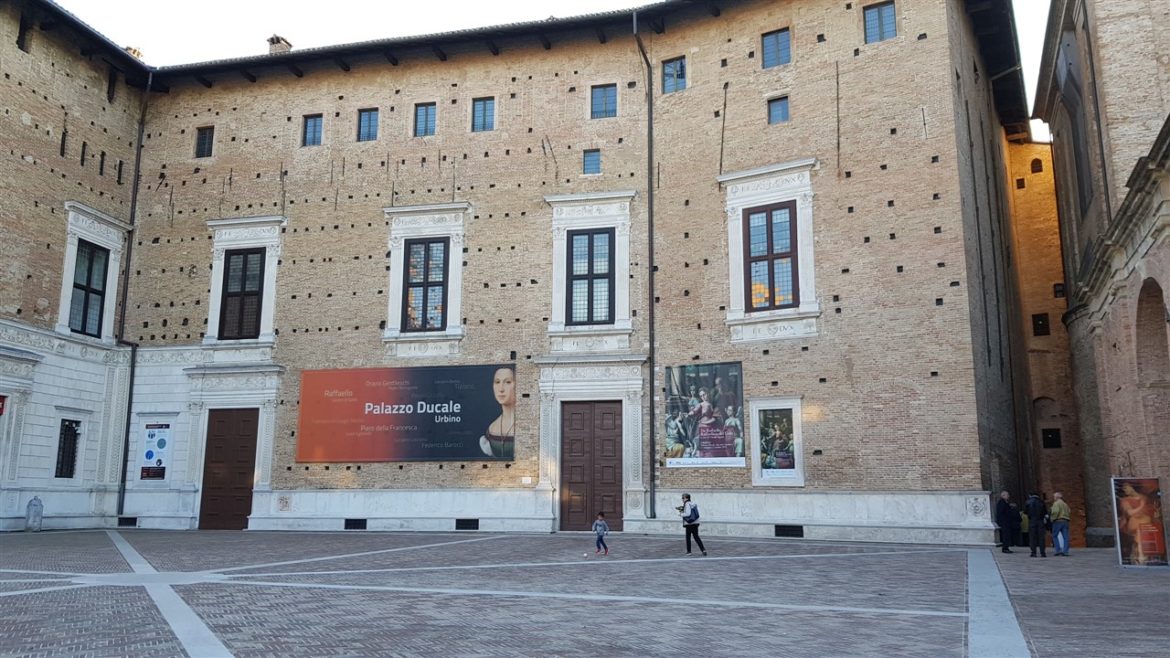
55 0 1051 139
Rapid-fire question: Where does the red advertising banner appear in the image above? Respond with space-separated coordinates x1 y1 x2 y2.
1111 477 1168 567
296 365 516 462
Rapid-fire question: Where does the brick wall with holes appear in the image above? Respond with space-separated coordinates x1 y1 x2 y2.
0 1 142 330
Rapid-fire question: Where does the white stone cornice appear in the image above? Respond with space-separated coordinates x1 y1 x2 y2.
205 215 287 230
382 202 471 218
64 201 132 233
544 190 637 205
717 157 818 185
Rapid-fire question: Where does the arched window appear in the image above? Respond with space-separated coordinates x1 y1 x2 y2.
1135 278 1169 386
1030 158 1043 174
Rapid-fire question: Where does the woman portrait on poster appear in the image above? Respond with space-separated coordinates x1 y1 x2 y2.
665 410 687 458
479 367 515 460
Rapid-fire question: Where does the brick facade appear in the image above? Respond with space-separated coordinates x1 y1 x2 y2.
1 0 1040 541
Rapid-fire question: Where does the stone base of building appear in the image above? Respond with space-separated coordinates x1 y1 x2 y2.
1084 526 1116 548
621 518 993 545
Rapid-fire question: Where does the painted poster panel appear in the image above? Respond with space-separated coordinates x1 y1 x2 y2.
758 408 796 476
1111 477 1167 567
664 361 745 467
296 365 516 462
140 423 170 480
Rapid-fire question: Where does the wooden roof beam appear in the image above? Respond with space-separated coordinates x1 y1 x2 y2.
195 75 212 88
383 51 398 66
432 45 447 61
240 69 257 83
287 63 304 78
486 40 500 56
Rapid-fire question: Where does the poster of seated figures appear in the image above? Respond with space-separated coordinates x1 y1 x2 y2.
664 361 745 467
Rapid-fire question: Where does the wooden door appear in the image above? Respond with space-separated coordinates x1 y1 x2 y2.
199 408 259 530
560 401 623 531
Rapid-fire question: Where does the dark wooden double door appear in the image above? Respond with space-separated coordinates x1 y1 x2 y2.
560 401 623 531
199 408 259 530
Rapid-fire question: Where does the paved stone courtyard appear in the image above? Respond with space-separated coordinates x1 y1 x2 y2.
0 530 1166 657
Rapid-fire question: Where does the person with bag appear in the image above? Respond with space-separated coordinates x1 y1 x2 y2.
677 493 707 556
1024 492 1047 557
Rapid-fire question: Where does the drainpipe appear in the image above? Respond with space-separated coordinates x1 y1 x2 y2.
115 70 152 518
633 11 657 519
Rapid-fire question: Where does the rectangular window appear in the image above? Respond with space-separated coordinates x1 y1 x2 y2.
744 201 799 311
1041 428 1062 449
566 229 615 325
219 248 265 340
401 238 449 332
302 114 323 146
117 160 124 185
414 103 436 137
99 151 106 175
195 126 214 158
357 108 378 142
663 57 687 94
60 130 68 157
80 141 87 166
864 2 897 44
583 149 601 175
1032 313 1051 336
55 419 81 478
472 98 495 132
1053 282 1066 298
762 29 792 68
69 240 109 337
591 84 617 119
768 97 790 124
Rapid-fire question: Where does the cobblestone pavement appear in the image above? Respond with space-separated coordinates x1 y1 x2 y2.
995 547 1170 658
0 529 1154 657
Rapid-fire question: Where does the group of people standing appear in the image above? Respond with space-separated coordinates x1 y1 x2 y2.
996 490 1072 557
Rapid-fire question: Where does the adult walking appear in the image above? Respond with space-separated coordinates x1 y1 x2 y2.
1024 492 1048 557
1050 492 1072 556
678 493 707 556
995 491 1016 553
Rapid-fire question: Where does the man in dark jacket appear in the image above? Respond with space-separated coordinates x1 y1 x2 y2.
995 491 1016 553
1024 492 1048 557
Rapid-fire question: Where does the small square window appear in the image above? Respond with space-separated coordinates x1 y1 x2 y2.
414 103 436 137
762 29 792 68
663 57 686 94
472 97 495 132
1053 282 1066 298
302 114 323 146
195 126 214 158
1041 428 1062 449
583 149 601 175
1031 312 1051 337
864 2 897 44
357 108 378 142
768 97 790 124
591 84 617 119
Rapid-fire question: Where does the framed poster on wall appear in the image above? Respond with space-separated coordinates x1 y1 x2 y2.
1111 477 1167 567
749 397 804 486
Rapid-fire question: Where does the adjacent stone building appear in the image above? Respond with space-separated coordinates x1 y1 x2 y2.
1035 0 1170 547
2 0 1037 543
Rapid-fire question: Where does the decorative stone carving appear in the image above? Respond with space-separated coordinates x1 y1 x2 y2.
215 226 280 242
967 496 988 519
277 495 292 512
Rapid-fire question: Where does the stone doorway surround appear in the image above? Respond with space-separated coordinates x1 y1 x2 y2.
535 355 647 531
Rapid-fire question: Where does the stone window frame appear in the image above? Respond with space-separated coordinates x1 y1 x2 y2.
203 215 285 346
748 396 805 487
55 202 129 345
545 191 635 354
718 158 820 343
382 203 469 357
